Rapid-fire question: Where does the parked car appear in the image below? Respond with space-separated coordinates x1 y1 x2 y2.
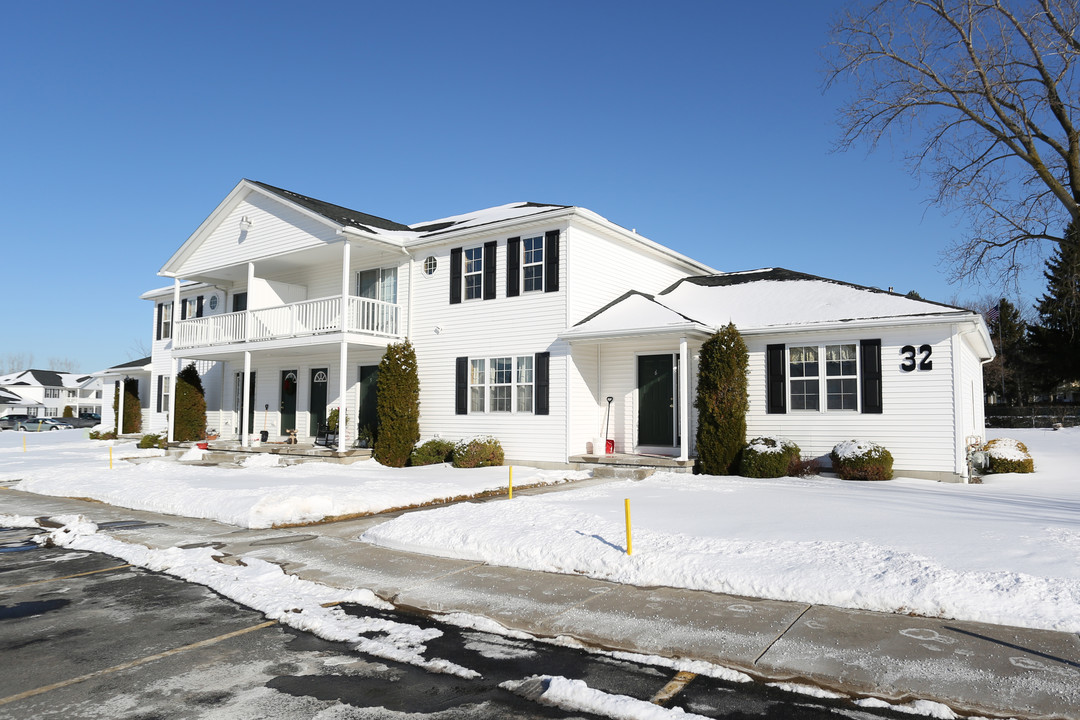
63 413 101 428
0 414 32 430
20 418 74 431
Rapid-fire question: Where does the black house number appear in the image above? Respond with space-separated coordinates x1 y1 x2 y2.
900 344 933 372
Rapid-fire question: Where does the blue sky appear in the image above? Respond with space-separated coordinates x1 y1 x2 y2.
0 1 1046 373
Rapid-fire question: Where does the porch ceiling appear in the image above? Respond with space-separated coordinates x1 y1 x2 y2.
174 240 406 286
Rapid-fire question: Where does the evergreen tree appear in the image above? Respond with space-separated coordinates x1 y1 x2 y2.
374 339 420 468
694 323 748 476
1030 221 1080 387
983 299 1031 404
113 380 142 434
174 362 207 441
62 405 74 418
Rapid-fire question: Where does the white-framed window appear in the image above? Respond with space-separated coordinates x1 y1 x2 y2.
160 302 173 339
355 266 398 303
45 388 60 399
463 247 483 300
44 408 58 418
522 235 544 292
423 256 437 276
468 355 535 413
66 389 76 398
789 343 859 412
27 407 38 417
162 377 171 413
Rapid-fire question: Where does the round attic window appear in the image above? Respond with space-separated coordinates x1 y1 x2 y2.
423 256 437 276
208 295 218 311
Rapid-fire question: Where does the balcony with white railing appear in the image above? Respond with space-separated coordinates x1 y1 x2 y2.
173 295 401 350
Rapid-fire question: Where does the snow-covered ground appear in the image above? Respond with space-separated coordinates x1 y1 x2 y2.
4 427 1078 633
0 430 580 528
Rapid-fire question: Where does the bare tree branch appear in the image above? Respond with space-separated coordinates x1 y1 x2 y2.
826 0 1080 285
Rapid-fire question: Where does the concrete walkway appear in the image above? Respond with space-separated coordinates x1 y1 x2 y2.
3 487 1078 720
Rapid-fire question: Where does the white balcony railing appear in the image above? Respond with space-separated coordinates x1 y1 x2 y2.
173 295 401 350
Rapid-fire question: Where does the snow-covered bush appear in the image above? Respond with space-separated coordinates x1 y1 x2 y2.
983 438 1034 474
410 439 456 466
738 436 801 478
138 433 166 449
829 440 893 481
452 436 504 468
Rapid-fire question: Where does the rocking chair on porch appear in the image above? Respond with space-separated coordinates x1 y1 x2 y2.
314 424 338 448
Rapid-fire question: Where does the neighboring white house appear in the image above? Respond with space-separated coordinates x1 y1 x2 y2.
0 369 103 419
144 179 994 481
94 357 153 434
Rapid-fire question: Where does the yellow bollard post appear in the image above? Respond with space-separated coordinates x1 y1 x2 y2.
625 498 632 555
508 466 513 499
109 446 113 470
23 435 26 452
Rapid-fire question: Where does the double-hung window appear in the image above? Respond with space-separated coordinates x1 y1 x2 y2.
463 247 483 300
159 302 173 340
788 344 858 411
467 355 534 413
522 236 544 292
45 388 60 399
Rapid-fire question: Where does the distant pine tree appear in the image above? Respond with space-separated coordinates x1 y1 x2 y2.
984 298 1031 404
694 323 748 476
374 339 420 468
1030 221 1080 386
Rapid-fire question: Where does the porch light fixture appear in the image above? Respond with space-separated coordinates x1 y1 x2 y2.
239 216 252 231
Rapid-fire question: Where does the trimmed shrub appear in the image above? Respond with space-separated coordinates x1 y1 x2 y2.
113 380 142 434
174 362 207 442
88 429 117 440
410 438 456 466
829 440 894 481
738 436 801 478
983 438 1034 473
694 323 749 475
138 433 166 449
374 339 420 468
452 436 504 468
788 456 821 478
62 405 75 418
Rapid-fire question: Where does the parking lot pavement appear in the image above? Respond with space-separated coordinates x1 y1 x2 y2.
1 526 923 719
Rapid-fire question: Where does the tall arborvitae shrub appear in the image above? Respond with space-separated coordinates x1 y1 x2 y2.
174 362 207 441
694 323 749 475
62 405 75 418
374 339 420 467
113 380 142 434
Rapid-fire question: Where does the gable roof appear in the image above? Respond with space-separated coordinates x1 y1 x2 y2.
563 267 993 358
0 369 67 388
249 180 413 234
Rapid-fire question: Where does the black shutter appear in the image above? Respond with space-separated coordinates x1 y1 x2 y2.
449 248 462 304
535 351 550 415
156 375 163 413
483 240 497 300
860 339 883 414
544 230 559 293
455 357 468 415
506 236 521 297
156 303 163 340
766 344 786 414
180 299 188 320
196 295 204 318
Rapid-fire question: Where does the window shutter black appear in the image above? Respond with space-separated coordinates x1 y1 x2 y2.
544 230 559 293
156 375 163 413
860 339 883 414
483 241 497 300
180 299 188 320
506 236 521 297
156 303 163 340
766 344 786 414
455 357 468 415
196 295 204 318
449 248 462 304
535 351 550 415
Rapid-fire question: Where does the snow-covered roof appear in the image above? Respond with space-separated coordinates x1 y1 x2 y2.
563 268 991 353
0 369 89 389
0 387 29 404
92 357 153 377
140 279 209 300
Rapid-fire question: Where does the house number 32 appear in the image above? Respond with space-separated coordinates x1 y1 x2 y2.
900 344 933 372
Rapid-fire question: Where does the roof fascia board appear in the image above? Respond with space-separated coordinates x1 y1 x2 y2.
735 313 984 337
159 180 347 278
560 323 713 342
140 280 214 300
339 226 408 253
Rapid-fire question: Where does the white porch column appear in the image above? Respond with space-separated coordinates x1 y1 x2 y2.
340 240 351 333
337 240 351 451
117 379 125 435
245 262 255 341
241 350 251 447
168 279 180 442
678 336 689 461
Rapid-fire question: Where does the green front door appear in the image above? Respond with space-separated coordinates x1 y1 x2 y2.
358 364 379 439
638 354 674 447
280 370 297 433
309 368 328 435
